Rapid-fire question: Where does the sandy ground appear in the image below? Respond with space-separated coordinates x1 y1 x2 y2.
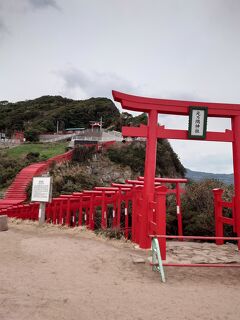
1 220 240 320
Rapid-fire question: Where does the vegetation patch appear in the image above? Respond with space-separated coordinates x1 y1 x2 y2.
4 142 67 160
95 227 125 240
49 162 102 197
0 142 68 191
0 96 120 136
72 145 96 162
107 140 186 177
167 179 234 237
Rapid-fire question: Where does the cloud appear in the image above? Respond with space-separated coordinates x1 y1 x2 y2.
169 139 233 174
0 0 60 40
28 0 60 10
0 19 5 32
0 0 60 12
0 18 9 38
56 68 139 99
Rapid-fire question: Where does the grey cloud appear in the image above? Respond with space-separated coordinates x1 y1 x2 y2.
28 0 60 10
56 68 138 98
0 18 9 38
0 20 5 31
188 154 233 174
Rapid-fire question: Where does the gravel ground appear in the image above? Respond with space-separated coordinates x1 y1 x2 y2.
1 219 240 320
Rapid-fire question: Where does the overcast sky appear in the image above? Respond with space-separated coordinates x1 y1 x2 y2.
1 0 240 173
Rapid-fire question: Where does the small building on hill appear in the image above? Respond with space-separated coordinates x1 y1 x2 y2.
68 129 123 148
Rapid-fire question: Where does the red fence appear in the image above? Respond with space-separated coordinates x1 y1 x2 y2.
0 177 186 249
213 188 239 248
0 186 133 235
0 203 39 220
2 175 240 264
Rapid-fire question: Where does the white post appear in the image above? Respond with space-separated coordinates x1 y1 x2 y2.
39 202 46 225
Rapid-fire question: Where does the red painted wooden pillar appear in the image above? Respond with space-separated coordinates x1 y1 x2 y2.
131 187 137 243
30 204 33 220
34 203 39 220
59 199 64 224
78 196 83 226
45 203 49 222
101 192 107 229
57 200 61 224
28 204 32 220
66 198 71 226
55 201 59 224
232 195 236 233
135 186 143 245
23 205 27 219
117 189 122 228
140 109 158 249
85 206 89 226
176 182 183 237
125 199 129 239
155 186 168 260
72 200 77 227
213 188 224 245
21 205 24 219
232 116 240 249
52 200 57 224
89 194 94 230
86 200 91 222
112 194 117 228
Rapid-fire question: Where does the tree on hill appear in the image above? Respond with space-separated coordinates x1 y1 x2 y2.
114 112 148 131
107 140 186 177
0 95 120 136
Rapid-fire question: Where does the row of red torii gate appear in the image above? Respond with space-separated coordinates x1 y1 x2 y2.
1 90 240 261
113 90 240 253
0 174 233 261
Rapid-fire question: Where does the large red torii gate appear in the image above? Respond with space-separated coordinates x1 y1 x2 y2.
113 90 240 249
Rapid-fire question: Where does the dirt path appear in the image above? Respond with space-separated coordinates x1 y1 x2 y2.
1 220 240 320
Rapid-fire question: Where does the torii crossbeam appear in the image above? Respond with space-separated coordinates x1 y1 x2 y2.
113 90 240 249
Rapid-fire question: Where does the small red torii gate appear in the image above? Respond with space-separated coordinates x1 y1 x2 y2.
113 90 240 249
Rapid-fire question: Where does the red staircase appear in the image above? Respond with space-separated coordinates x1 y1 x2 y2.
4 163 46 200
0 150 73 209
0 144 114 210
0 163 47 209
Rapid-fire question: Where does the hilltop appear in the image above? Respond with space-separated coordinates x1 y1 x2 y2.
0 95 186 193
0 96 120 136
0 95 155 140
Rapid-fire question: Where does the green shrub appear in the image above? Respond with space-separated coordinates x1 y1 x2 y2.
49 162 102 197
0 154 28 188
24 129 40 142
26 152 40 162
166 179 234 236
107 140 186 177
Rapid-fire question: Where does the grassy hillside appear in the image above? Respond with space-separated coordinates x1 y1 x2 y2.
0 142 68 190
5 142 68 160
